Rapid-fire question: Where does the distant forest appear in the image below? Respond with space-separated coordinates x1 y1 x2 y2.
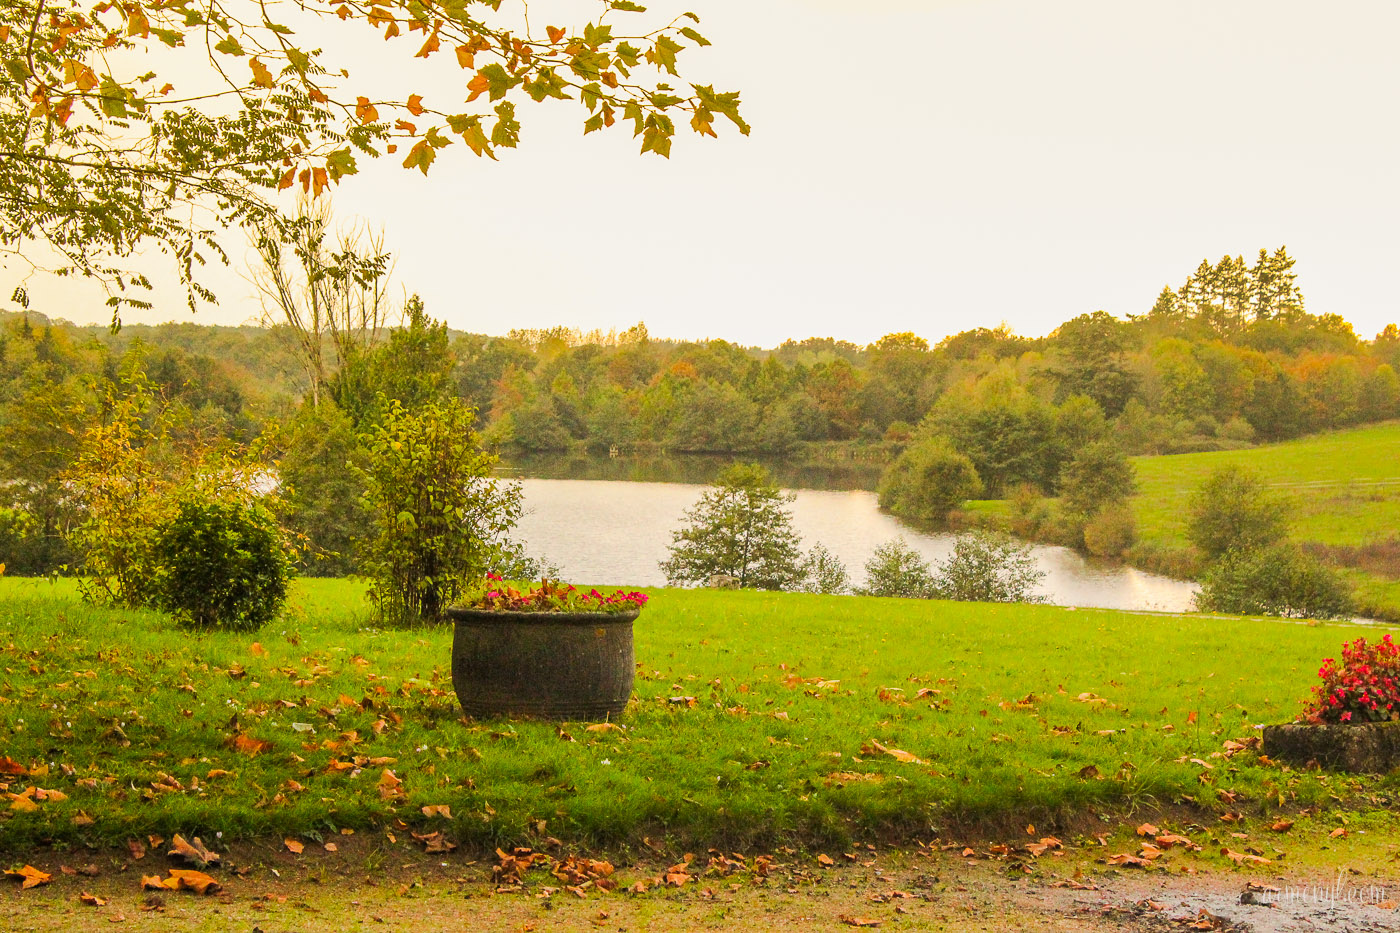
2 247 1398 573
6 246 1397 456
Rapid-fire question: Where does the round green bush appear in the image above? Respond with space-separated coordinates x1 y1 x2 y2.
876 437 983 523
1194 543 1354 620
1082 503 1137 558
153 498 293 631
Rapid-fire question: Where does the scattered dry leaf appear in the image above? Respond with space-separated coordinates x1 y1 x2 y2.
5 865 52 889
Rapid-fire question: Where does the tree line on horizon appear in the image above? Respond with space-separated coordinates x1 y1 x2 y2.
1 247 1398 577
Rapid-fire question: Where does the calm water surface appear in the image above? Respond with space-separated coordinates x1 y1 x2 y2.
506 476 1199 612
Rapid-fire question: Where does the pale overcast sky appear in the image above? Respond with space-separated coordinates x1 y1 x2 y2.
22 0 1400 346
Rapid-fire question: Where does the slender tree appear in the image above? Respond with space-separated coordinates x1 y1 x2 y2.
660 463 805 590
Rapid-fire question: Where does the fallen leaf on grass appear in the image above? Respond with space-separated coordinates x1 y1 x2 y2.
79 892 107 906
0 756 27 776
284 838 304 855
1329 828 1348 838
1077 764 1102 780
1155 834 1200 851
142 870 220 895
7 793 39 813
817 854 835 866
168 834 220 866
378 769 404 800
585 723 622 733
1270 820 1294 833
229 734 273 756
1136 823 1159 837
861 740 926 765
839 916 881 927
1106 854 1152 868
1025 837 1062 857
411 831 456 853
421 804 452 819
5 866 52 889
1222 848 1271 866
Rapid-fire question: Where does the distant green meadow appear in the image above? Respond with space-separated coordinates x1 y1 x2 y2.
1129 420 1400 619
1 578 1396 855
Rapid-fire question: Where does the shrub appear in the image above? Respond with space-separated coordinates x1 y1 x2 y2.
1194 543 1354 620
1219 416 1256 444
363 398 522 626
152 498 293 631
931 531 1046 603
801 543 850 595
66 383 283 611
860 539 935 599
1187 464 1289 559
1082 503 1137 559
660 463 805 590
877 437 983 524
1008 483 1049 538
1057 441 1137 519
280 400 371 577
1305 635 1400 724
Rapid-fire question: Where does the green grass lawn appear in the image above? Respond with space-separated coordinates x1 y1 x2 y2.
2 578 1397 857
1128 420 1400 617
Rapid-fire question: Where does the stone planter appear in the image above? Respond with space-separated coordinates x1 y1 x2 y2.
445 607 638 721
1261 721 1400 773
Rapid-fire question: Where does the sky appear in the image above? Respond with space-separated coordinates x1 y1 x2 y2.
18 0 1400 347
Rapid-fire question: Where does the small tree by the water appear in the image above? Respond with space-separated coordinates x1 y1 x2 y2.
1187 465 1289 559
660 463 805 590
932 531 1046 603
860 532 1046 603
801 543 851 595
860 539 935 598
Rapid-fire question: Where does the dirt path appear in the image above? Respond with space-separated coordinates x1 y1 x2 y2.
3 841 1397 932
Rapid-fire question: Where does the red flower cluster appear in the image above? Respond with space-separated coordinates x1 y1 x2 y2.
1305 634 1400 724
472 577 648 614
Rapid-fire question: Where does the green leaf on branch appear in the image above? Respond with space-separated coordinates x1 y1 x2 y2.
623 100 644 134
479 63 518 101
679 27 710 47
650 36 683 76
583 23 613 49
491 101 520 149
610 1 648 11
325 147 358 181
213 35 244 56
98 77 129 118
640 113 673 157
447 113 492 157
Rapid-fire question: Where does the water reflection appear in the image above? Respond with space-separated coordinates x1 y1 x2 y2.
509 477 1200 612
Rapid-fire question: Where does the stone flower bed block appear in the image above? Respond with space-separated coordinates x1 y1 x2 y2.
1261 721 1400 773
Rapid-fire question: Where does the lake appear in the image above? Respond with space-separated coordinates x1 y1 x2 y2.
498 467 1200 613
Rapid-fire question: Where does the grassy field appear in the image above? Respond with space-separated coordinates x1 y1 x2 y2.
1 578 1396 859
1128 420 1400 618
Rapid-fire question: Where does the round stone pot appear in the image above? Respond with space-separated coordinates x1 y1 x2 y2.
1261 721 1400 773
445 607 638 721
